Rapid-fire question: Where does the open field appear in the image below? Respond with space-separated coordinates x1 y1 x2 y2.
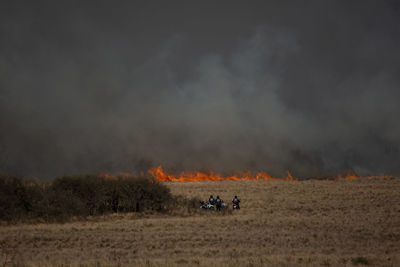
1 178 400 266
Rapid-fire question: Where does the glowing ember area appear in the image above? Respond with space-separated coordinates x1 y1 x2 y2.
98 172 133 180
99 173 113 179
321 171 359 181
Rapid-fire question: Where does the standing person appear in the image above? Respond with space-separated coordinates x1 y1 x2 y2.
208 195 215 205
232 195 240 209
216 195 222 211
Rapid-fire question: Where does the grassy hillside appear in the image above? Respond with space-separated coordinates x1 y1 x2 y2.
1 178 399 266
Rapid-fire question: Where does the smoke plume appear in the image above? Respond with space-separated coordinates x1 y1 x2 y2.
1 1 399 178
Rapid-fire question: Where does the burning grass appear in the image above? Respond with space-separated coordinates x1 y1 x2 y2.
148 165 393 182
0 178 399 266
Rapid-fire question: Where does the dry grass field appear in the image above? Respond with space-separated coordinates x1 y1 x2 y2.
1 178 399 266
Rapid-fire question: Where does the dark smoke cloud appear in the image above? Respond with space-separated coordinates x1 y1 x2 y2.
1 1 399 178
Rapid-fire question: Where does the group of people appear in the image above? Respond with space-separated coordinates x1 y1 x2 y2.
201 195 241 210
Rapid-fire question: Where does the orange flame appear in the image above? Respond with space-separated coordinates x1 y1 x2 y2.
335 170 359 180
147 165 295 182
99 167 393 182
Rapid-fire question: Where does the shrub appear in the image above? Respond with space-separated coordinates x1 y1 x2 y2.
105 176 172 213
0 174 174 222
0 177 32 222
50 175 108 216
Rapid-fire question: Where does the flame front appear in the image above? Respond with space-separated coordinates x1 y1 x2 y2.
148 165 295 182
99 166 393 182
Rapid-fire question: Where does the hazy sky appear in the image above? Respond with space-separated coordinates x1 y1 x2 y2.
1 1 399 178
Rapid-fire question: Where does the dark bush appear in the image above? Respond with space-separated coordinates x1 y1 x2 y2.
50 175 108 216
114 177 172 212
0 174 174 223
0 177 32 222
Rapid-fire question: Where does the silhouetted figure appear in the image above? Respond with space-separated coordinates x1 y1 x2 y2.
232 195 240 210
216 195 223 211
208 195 215 205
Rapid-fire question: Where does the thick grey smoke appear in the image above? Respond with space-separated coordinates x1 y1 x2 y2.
1 1 399 178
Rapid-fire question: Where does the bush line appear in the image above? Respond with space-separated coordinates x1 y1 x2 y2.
0 175 187 223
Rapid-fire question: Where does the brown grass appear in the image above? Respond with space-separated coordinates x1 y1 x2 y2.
1 178 399 266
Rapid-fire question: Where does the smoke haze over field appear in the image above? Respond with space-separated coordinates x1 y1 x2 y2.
1 1 400 178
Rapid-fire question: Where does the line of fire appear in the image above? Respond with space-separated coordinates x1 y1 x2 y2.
98 165 393 182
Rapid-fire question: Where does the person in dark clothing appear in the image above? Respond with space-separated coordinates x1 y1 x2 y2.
232 195 240 209
216 195 222 211
208 195 215 205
